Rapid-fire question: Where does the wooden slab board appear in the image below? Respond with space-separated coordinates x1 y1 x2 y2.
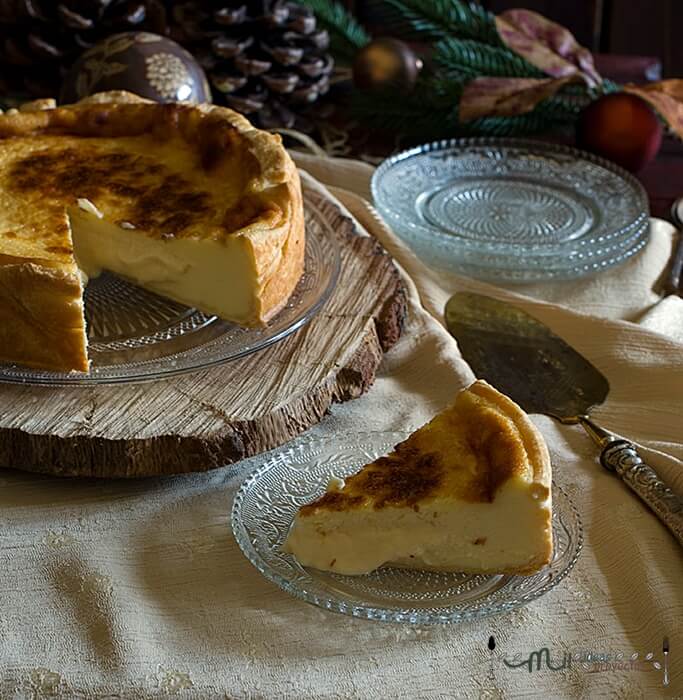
0 188 406 477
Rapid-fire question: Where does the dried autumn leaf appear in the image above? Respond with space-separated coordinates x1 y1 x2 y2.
624 84 683 140
638 79 683 102
496 9 601 88
459 75 576 123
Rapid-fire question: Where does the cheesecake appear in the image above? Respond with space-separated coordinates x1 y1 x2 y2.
0 92 304 372
284 380 553 576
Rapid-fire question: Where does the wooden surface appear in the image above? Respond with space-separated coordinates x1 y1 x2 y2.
0 188 406 478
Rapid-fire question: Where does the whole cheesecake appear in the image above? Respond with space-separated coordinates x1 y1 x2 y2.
0 92 305 372
284 380 553 576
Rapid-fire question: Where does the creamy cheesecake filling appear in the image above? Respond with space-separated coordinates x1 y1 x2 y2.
284 478 552 576
69 207 262 325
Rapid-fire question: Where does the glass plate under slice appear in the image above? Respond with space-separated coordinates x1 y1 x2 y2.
372 138 649 282
0 193 340 386
231 432 583 625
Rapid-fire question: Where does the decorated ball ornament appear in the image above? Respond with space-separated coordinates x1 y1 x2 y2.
352 38 423 94
60 33 211 105
576 92 663 173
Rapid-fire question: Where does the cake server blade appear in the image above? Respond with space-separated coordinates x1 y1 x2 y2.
445 292 608 417
445 292 683 546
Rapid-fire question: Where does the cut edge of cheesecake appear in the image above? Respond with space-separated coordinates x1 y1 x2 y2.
0 92 305 373
69 157 304 328
283 380 553 576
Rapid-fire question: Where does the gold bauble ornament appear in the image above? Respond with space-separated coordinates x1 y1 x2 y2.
352 38 422 94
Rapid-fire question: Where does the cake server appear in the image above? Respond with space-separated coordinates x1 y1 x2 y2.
445 292 683 546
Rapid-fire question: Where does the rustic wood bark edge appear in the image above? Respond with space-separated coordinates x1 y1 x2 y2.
0 190 407 478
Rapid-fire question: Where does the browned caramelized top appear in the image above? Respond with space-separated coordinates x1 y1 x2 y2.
300 381 538 515
0 101 291 270
7 144 218 238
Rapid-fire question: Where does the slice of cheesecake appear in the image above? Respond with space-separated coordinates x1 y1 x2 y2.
0 93 304 372
284 380 553 576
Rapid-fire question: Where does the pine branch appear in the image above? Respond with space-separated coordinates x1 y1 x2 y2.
297 0 370 63
350 77 463 140
350 73 581 140
434 38 544 79
365 0 502 44
462 112 558 136
594 77 621 95
535 93 588 119
434 40 605 125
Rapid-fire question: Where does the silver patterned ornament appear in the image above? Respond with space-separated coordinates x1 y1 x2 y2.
60 32 211 105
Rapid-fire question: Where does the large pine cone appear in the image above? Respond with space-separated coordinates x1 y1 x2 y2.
0 0 167 96
169 0 334 128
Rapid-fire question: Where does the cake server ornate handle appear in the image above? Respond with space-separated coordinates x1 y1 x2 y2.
600 440 683 546
576 416 683 547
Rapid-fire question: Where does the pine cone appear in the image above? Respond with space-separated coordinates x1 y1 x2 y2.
0 0 167 96
169 0 334 128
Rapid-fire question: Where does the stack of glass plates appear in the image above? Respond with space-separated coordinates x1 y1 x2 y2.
372 138 650 283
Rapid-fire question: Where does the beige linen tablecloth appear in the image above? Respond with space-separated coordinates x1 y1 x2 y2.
1 154 682 699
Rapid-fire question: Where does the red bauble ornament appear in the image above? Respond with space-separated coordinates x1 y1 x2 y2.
577 93 662 173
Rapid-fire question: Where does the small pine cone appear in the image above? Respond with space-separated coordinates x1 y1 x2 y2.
169 0 334 128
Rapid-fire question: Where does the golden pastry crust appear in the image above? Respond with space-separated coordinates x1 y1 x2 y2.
301 379 552 514
467 379 551 494
0 92 305 371
255 165 305 321
394 554 550 577
0 259 88 373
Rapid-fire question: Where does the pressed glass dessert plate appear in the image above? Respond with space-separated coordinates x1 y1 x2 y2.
372 138 649 282
0 193 340 386
231 432 583 625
